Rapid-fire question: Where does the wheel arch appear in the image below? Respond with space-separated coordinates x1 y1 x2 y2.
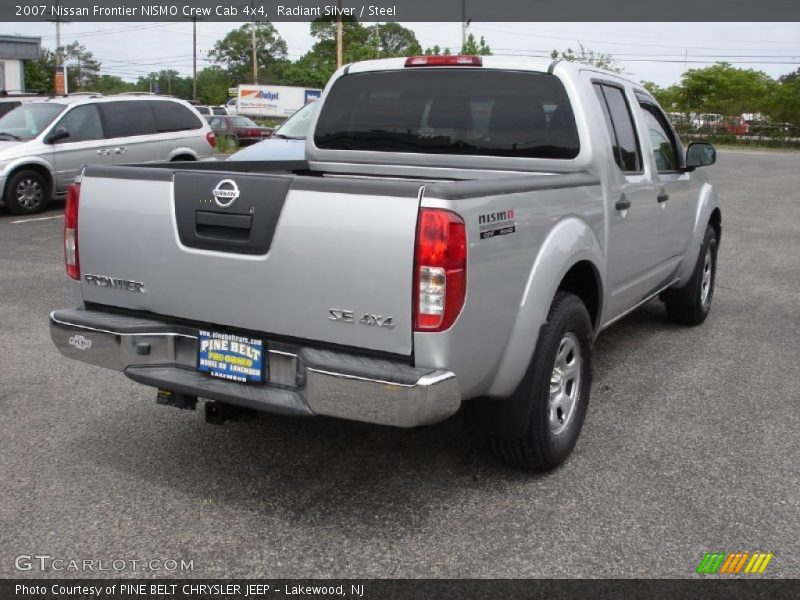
2 160 55 203
676 182 721 286
485 216 604 403
167 148 199 161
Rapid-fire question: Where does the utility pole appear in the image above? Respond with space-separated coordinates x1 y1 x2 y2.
192 17 198 101
50 0 69 94
336 0 343 68
251 20 258 83
461 0 467 50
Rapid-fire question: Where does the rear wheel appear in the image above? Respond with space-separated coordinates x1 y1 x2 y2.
4 169 48 215
663 225 717 325
489 292 593 471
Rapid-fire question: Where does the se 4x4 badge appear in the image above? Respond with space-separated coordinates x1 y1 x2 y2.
329 309 395 329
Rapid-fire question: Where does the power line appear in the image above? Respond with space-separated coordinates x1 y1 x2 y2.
472 24 800 53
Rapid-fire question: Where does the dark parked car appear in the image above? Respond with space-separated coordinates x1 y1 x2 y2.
207 115 272 147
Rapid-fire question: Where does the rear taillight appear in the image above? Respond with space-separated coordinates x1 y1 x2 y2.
64 183 80 281
404 55 482 67
206 131 216 148
413 209 467 332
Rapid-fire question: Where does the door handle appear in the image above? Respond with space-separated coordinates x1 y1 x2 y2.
615 194 631 211
657 192 669 203
114 147 127 154
96 149 110 155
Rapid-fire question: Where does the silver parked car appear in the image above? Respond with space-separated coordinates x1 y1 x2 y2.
228 100 316 162
0 94 216 214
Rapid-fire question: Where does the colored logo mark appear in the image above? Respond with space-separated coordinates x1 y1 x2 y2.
696 552 773 574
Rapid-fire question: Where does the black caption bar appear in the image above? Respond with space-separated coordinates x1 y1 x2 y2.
3 0 800 22
3 579 800 600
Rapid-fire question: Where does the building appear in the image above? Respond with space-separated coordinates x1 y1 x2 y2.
0 35 42 93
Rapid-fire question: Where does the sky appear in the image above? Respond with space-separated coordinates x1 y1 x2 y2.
2 21 799 87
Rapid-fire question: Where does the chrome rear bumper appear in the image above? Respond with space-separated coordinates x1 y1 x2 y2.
49 309 461 428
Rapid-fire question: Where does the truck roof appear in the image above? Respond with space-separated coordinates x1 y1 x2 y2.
345 55 640 88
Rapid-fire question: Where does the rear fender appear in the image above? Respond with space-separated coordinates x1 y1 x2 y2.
482 217 603 438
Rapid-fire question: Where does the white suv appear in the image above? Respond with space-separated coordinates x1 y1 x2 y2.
0 94 216 214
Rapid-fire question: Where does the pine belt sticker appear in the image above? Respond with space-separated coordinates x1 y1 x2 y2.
479 209 516 240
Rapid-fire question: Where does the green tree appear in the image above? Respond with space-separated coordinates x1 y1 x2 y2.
60 41 101 91
283 18 376 89
209 23 288 84
461 33 491 55
367 22 422 57
424 45 452 56
642 81 684 111
23 47 56 93
550 44 623 73
195 67 232 104
769 69 800 124
134 70 192 98
678 62 775 116
93 75 134 95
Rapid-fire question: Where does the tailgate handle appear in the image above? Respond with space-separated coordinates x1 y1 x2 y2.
196 211 252 241
196 211 252 230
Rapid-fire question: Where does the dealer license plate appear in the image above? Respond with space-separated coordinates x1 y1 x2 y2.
197 329 267 384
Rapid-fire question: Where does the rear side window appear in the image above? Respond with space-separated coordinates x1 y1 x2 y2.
100 101 156 137
150 100 202 132
593 83 641 172
315 70 580 159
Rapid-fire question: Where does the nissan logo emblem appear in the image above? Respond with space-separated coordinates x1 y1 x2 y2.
212 179 240 208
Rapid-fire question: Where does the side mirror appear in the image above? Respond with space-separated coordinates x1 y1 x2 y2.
45 127 70 144
686 142 716 169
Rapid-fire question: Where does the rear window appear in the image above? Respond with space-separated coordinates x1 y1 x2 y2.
101 101 157 137
0 101 21 118
230 117 257 127
314 70 579 159
150 100 203 132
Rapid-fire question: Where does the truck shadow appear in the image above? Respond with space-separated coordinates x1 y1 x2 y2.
73 299 675 535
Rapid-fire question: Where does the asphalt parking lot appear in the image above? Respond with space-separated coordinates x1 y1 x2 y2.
0 150 797 579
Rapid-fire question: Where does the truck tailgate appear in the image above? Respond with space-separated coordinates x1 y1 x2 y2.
76 167 422 355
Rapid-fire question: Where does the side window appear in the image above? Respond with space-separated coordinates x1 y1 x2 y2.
100 101 157 138
150 100 202 132
639 103 680 172
208 117 224 129
595 84 641 173
53 104 104 142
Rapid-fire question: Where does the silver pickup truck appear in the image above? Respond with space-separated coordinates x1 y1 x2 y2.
50 56 720 471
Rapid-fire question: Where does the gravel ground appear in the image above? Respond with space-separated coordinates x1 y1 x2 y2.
0 149 797 579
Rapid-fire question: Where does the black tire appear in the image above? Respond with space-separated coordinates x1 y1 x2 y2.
663 225 718 326
489 292 594 471
4 169 49 215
